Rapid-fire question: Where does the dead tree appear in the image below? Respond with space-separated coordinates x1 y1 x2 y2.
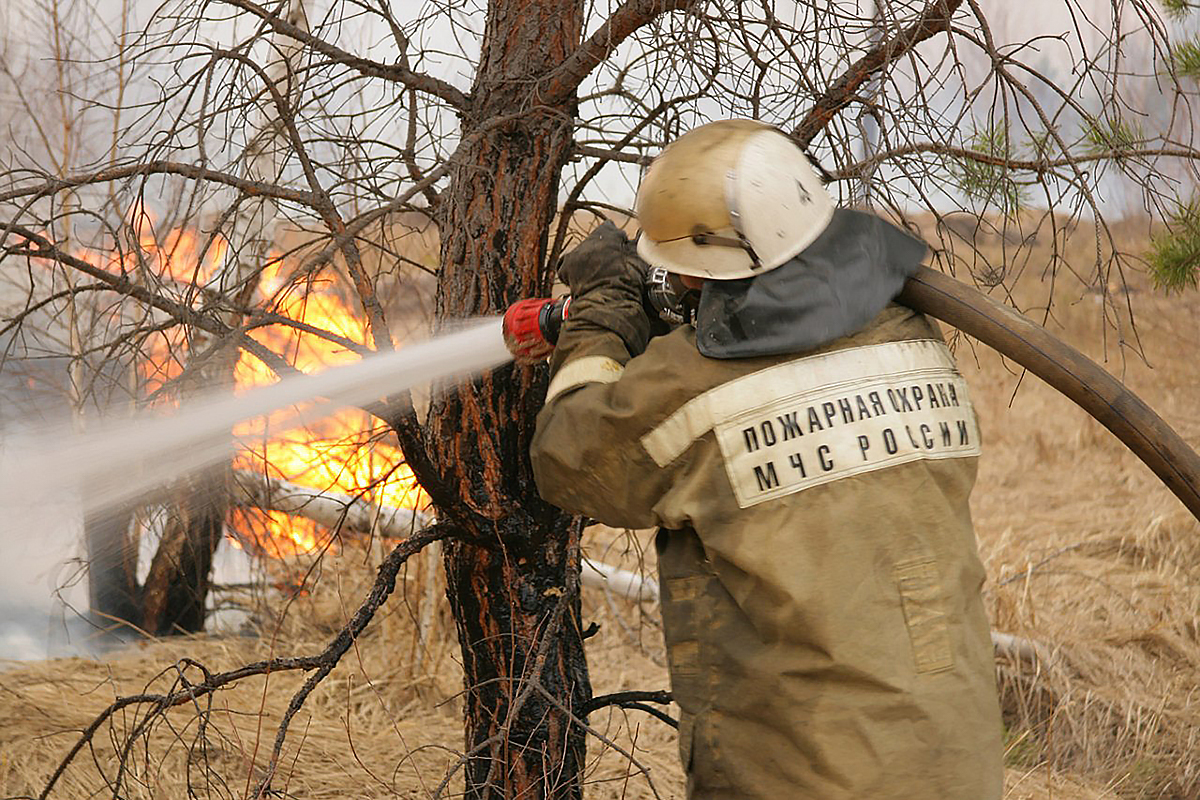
3 0 1200 798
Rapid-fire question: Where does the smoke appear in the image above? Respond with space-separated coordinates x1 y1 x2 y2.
0 436 90 661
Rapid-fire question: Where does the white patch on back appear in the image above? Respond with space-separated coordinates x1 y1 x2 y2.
640 340 980 509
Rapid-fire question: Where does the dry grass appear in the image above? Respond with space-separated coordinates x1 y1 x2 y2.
2 217 1199 799
952 215 1200 798
0 534 682 799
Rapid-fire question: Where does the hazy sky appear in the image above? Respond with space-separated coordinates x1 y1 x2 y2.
2 0 1188 214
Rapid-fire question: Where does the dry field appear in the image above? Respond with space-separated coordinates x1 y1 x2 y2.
1 218 1198 799
960 217 1200 799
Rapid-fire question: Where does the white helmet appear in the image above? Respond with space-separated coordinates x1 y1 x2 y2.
635 119 834 280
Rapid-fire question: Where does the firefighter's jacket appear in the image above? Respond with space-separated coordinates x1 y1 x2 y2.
530 293 1004 798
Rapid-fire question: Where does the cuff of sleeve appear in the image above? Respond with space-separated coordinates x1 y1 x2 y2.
545 355 626 403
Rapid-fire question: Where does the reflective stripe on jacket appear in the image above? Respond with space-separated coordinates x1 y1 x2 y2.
530 304 1004 800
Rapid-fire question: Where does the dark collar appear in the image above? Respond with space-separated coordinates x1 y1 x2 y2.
694 209 926 359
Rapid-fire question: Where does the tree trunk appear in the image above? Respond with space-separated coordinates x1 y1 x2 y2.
427 1 591 797
134 0 304 635
140 464 227 635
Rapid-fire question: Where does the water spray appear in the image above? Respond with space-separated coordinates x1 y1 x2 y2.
0 318 513 516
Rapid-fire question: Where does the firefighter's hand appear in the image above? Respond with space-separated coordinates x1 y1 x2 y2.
554 221 652 359
557 221 646 297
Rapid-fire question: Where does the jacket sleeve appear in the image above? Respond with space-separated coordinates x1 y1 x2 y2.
530 312 683 530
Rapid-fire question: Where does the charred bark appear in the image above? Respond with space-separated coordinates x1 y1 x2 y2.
422 1 592 797
140 465 228 635
441 510 590 798
138 342 240 635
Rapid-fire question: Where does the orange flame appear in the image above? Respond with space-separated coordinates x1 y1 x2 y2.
82 216 426 557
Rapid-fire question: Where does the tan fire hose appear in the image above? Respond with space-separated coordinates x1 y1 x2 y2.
899 266 1200 521
506 266 1200 520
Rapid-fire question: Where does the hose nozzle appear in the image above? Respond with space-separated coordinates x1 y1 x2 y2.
502 296 570 364
503 267 688 363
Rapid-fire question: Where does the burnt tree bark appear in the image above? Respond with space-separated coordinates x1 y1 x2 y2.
140 465 228 635
425 1 591 797
139 341 242 635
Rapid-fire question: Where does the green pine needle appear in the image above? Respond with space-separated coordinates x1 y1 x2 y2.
1162 0 1196 20
1172 38 1200 79
952 123 1027 215
1084 116 1142 158
1147 199 1200 294
1026 130 1054 161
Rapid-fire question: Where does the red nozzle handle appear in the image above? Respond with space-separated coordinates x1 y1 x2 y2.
503 297 570 363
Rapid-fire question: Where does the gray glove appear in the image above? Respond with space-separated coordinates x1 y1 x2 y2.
558 221 647 297
557 221 651 356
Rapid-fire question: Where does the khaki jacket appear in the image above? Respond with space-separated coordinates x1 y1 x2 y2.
530 304 1004 800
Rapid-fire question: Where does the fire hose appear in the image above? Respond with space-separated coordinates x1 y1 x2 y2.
503 267 1200 521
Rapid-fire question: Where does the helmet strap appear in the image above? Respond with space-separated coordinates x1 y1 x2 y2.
645 267 701 326
689 232 764 271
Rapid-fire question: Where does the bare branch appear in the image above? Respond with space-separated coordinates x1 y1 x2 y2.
572 143 651 165
217 0 470 109
792 0 964 148
584 690 677 728
583 689 673 714
2 224 298 379
4 225 236 340
0 160 319 206
541 0 698 105
832 143 1200 181
212 45 396 354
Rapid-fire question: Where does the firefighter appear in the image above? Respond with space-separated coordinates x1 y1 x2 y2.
529 119 1004 799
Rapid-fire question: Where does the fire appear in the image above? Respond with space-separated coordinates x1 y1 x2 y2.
230 509 321 558
73 214 232 396
230 255 429 556
79 211 230 287
80 216 427 557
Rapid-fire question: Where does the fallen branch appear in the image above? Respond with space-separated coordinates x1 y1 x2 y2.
232 469 660 601
992 631 1052 666
232 469 431 537
581 557 660 602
